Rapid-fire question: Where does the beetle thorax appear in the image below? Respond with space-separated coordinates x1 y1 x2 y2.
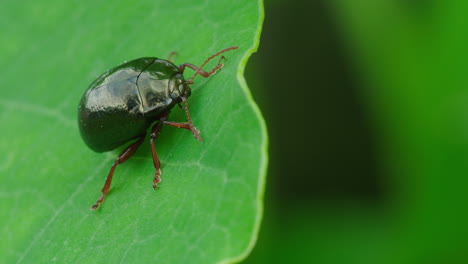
136 72 190 116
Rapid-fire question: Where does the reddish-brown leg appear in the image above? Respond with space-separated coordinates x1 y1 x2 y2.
150 113 168 189
162 120 201 141
91 135 145 210
149 108 202 189
164 97 202 141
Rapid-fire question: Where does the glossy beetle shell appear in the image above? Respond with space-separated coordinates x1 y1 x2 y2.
78 57 190 152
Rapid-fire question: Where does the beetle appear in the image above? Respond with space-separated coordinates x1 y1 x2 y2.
78 46 238 210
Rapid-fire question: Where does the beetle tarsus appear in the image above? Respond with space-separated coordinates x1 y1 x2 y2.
91 203 99 210
153 169 162 189
91 190 106 210
91 202 101 210
191 126 202 142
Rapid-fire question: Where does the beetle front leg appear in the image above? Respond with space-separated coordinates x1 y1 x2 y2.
162 120 201 141
149 112 170 189
162 97 202 141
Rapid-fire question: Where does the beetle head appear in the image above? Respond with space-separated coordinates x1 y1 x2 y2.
170 73 191 102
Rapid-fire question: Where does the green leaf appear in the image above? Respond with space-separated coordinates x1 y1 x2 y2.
0 0 266 263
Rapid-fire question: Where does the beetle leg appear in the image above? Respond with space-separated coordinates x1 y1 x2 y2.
150 113 168 189
163 97 202 141
161 121 201 141
167 51 177 63
91 135 145 210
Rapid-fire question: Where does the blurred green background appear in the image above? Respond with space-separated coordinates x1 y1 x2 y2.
244 0 468 263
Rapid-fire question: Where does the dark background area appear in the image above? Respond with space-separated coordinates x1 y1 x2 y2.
243 0 468 263
244 1 387 262
249 0 383 202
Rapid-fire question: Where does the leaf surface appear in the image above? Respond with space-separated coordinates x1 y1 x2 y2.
0 0 266 263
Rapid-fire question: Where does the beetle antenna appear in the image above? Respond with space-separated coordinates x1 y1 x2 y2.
187 46 239 84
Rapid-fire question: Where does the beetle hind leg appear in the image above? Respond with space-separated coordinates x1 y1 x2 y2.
167 51 177 63
91 135 145 210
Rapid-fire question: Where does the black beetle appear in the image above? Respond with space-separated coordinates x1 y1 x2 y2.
78 46 238 209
